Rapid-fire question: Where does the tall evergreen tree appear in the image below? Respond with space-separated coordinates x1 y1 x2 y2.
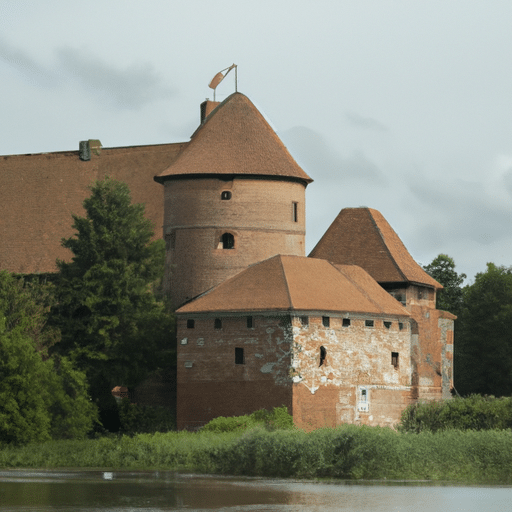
456 263 512 396
50 178 174 429
423 254 466 316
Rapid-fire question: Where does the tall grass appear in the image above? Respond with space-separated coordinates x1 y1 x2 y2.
1 425 512 484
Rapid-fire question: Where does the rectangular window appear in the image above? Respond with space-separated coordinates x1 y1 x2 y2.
322 316 330 328
235 347 245 365
392 352 399 368
299 316 309 327
247 316 254 328
292 202 298 222
342 318 351 327
365 319 374 327
187 319 195 329
399 322 404 331
384 321 392 329
214 318 222 329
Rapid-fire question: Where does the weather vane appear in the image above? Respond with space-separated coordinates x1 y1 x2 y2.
208 64 237 100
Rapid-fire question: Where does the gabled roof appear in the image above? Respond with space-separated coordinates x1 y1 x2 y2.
309 207 441 289
155 92 312 184
0 142 185 274
176 254 410 317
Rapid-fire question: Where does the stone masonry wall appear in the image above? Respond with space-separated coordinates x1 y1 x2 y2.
291 314 413 429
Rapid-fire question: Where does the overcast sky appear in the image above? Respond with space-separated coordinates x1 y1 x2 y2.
2 1 511 283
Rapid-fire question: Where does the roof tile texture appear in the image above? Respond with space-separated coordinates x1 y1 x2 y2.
309 207 441 288
157 93 312 184
1 143 185 274
177 254 410 317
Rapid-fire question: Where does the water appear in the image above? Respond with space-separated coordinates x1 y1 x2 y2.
0 470 510 511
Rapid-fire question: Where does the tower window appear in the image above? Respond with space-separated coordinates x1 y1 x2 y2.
365 319 374 327
187 319 195 329
221 233 235 249
392 352 399 368
322 316 330 327
384 321 392 329
299 316 309 327
214 318 222 329
247 316 254 328
235 347 245 365
221 191 232 200
319 346 327 367
342 318 351 327
292 202 298 222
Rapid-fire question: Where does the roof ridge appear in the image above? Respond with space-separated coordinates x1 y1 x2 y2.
331 263 386 314
367 208 408 282
279 255 295 310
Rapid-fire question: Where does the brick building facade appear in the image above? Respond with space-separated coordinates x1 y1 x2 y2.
154 92 455 430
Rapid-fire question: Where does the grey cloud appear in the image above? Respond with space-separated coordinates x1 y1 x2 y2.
0 37 56 86
407 178 512 248
503 169 512 197
56 47 176 109
345 111 388 132
281 126 388 185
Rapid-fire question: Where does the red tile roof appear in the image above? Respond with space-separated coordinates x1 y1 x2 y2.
176 254 410 317
0 143 185 274
309 207 441 288
155 92 312 184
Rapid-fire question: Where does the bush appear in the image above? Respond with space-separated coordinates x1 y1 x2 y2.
201 406 294 433
118 399 175 435
398 395 512 433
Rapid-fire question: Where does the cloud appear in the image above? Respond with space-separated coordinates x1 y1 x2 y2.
280 126 388 186
56 47 175 109
345 111 388 132
0 37 56 87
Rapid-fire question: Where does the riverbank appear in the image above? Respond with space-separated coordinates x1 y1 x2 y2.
1 425 512 484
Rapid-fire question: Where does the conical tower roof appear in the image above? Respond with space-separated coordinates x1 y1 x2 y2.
155 92 312 184
309 207 441 289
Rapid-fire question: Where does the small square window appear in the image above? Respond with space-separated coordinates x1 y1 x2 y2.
214 318 222 329
247 316 254 328
299 316 309 327
392 352 399 368
365 319 374 327
342 318 351 327
235 347 245 365
187 319 195 329
322 316 330 328
384 321 392 329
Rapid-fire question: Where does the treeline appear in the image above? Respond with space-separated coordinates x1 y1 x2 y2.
0 178 175 445
423 254 512 397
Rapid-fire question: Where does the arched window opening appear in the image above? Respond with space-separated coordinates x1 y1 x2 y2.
221 233 235 249
319 346 327 367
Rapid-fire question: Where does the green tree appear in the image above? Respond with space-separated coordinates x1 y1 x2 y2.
49 178 174 429
423 254 466 316
456 263 512 396
0 271 97 444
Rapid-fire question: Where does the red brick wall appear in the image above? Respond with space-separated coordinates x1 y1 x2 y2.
176 314 293 430
163 177 306 309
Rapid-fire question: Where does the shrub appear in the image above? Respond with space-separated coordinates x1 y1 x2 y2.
201 406 294 433
398 395 512 433
117 399 176 435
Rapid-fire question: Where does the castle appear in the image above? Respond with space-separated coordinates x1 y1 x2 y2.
0 91 455 430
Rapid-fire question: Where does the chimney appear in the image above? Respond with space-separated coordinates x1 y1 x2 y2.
79 139 102 161
200 100 220 124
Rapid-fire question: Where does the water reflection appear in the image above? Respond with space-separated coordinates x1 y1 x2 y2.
0 469 510 511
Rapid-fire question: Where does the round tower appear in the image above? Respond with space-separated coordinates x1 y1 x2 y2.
155 93 313 310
